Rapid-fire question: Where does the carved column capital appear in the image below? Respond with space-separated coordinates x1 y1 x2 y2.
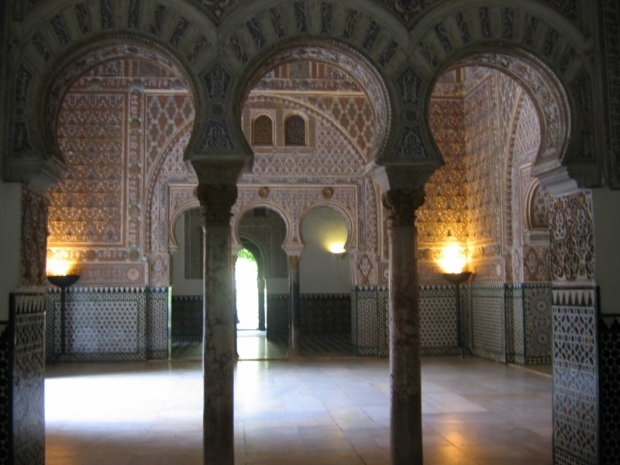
197 184 238 226
288 255 302 270
382 189 425 228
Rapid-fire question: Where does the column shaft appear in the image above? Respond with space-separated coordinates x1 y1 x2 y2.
383 189 425 465
199 185 238 465
288 255 302 357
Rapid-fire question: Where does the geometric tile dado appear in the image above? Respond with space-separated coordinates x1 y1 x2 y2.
46 287 149 363
552 287 598 465
10 291 46 465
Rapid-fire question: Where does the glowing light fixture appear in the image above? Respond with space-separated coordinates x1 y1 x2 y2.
327 242 346 254
47 258 73 277
437 241 467 274
47 256 79 360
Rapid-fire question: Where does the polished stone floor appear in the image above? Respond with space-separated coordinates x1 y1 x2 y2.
45 353 552 465
172 331 354 360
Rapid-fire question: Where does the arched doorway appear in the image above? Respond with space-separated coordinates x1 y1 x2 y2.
235 247 261 330
45 44 196 363
236 207 289 359
299 206 352 356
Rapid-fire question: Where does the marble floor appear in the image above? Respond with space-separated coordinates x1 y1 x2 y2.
172 331 354 360
45 354 552 465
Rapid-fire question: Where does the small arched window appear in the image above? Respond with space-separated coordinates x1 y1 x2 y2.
252 115 273 146
285 115 306 146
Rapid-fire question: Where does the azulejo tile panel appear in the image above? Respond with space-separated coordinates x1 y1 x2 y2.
171 295 203 342
471 285 506 362
300 294 351 339
552 287 598 465
377 287 389 357
600 316 620 465
147 287 169 359
524 283 552 363
505 284 524 364
351 287 378 356
46 287 148 362
266 294 289 341
351 286 462 357
0 324 11 461
266 294 353 341
10 291 46 465
420 285 459 355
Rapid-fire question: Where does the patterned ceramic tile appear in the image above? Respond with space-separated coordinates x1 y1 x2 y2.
471 285 506 362
505 284 523 363
0 324 10 460
266 294 352 341
147 287 169 359
352 287 378 355
377 287 389 357
524 284 552 363
600 316 620 465
171 295 203 342
46 287 147 362
10 291 46 465
420 285 458 352
552 287 598 465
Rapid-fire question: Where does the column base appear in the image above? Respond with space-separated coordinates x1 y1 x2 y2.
287 348 304 359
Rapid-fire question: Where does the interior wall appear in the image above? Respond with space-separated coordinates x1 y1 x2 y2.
300 207 350 294
417 81 467 283
47 57 195 287
0 183 22 320
464 69 505 281
593 188 620 314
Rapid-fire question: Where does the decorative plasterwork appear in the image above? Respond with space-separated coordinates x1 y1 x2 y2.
240 45 391 162
48 57 196 287
452 53 569 175
43 43 194 163
549 190 594 282
231 185 358 249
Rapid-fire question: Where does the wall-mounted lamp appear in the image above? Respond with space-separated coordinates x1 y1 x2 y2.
327 242 347 255
47 260 79 360
437 241 467 274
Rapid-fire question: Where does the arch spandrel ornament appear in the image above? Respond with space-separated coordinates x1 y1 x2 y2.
236 42 397 165
399 2 600 194
5 0 220 188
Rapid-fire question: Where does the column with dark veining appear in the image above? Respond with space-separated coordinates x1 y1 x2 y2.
197 184 238 465
287 254 302 358
382 189 425 465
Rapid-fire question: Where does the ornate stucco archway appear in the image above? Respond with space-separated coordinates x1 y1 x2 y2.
2 2 616 465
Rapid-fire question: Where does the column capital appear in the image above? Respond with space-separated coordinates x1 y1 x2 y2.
382 189 425 228
197 184 238 226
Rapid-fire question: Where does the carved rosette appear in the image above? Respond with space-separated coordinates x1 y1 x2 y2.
382 190 425 228
197 184 238 226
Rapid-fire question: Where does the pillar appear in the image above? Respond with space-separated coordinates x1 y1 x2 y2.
197 184 238 465
287 254 302 358
382 189 425 465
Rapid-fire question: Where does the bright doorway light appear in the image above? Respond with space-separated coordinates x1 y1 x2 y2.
235 248 259 330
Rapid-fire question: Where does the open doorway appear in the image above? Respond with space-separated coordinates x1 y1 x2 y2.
235 248 260 330
236 208 289 360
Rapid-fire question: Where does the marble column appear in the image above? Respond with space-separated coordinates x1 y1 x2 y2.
382 189 425 465
197 184 238 465
287 254 302 358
